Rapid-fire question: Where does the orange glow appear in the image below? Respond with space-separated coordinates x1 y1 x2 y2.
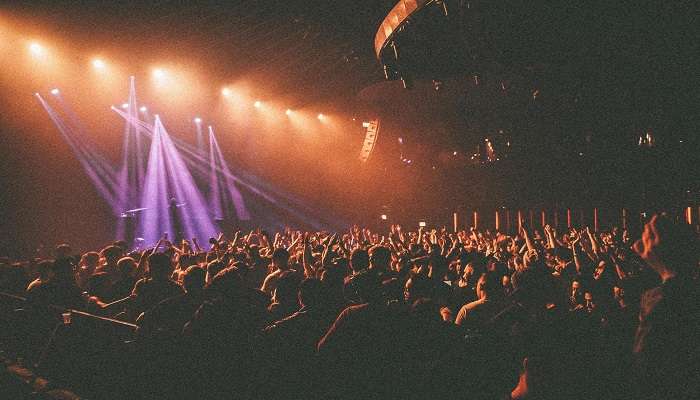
92 58 105 70
285 109 293 116
687 207 693 225
153 68 166 79
29 41 44 56
221 87 232 97
254 100 262 108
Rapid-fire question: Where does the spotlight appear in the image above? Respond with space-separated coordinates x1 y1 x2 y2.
221 87 232 97
254 100 262 108
121 103 129 109
381 214 388 220
50 88 59 95
285 109 293 116
398 137 403 144
362 121 370 128
317 113 325 120
153 68 166 79
194 117 202 124
139 106 147 113
29 42 44 56
92 59 105 69
453 151 458 156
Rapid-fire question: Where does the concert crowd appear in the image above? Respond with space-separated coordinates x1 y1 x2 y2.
0 214 698 399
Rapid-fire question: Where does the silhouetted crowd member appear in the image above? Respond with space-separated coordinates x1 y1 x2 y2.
25 258 84 310
631 215 700 400
136 265 206 340
127 252 184 319
0 214 697 399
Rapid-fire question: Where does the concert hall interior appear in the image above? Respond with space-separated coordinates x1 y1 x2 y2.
0 2 698 400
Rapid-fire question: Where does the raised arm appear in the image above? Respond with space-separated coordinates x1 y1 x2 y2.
191 237 202 253
520 225 535 253
570 232 582 275
586 226 601 258
302 233 315 278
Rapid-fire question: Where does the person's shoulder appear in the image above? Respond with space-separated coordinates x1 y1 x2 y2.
165 279 185 292
158 292 186 307
26 278 42 292
134 276 149 286
132 277 150 290
88 271 109 282
462 298 485 312
343 303 370 315
267 309 305 331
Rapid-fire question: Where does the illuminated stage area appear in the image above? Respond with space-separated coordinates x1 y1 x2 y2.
0 2 698 400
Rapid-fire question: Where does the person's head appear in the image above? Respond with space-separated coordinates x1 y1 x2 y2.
183 266 206 294
404 272 432 304
320 262 345 289
511 268 558 309
411 297 442 323
117 257 137 278
476 271 503 300
81 252 100 269
100 245 123 265
52 258 76 283
36 260 54 280
350 248 369 272
148 253 172 280
206 267 244 300
612 285 624 303
272 271 302 305
462 261 475 282
247 244 260 259
178 254 196 270
571 280 581 295
369 245 391 271
502 274 512 291
298 278 322 308
584 291 595 312
427 254 448 280
206 260 225 285
54 244 72 259
271 248 290 270
554 247 573 264
634 213 699 280
349 270 383 304
113 240 128 253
